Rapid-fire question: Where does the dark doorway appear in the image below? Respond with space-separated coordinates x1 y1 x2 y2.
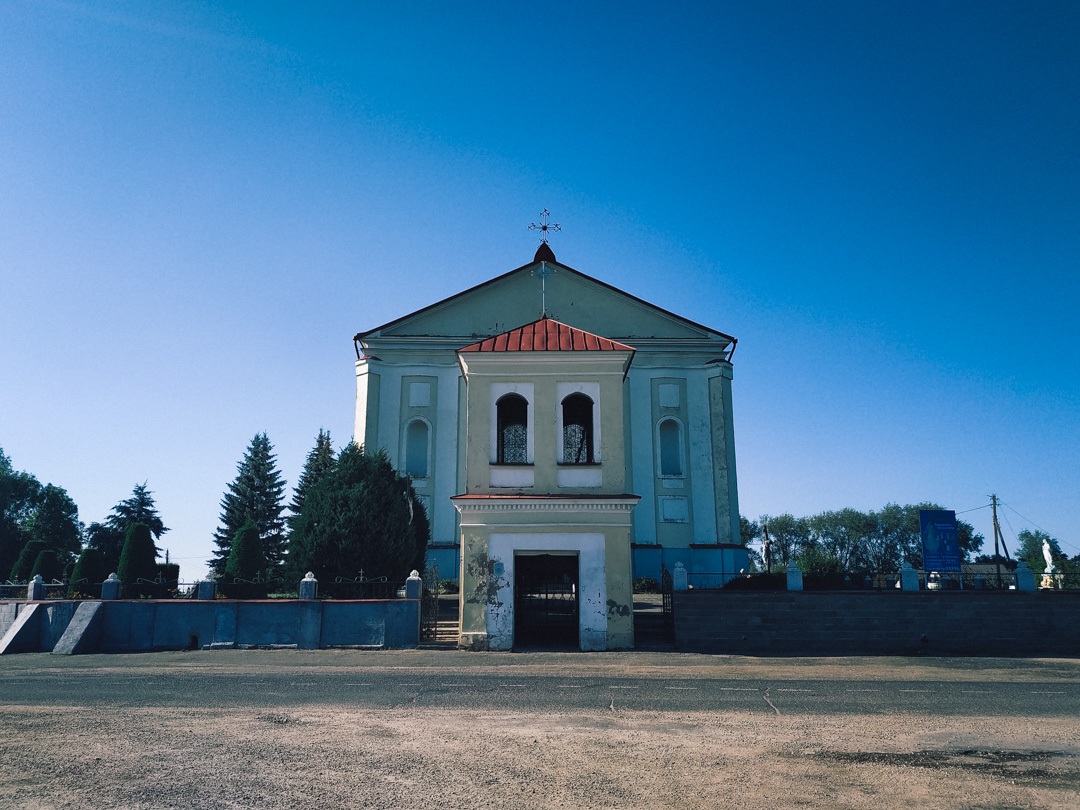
514 553 579 649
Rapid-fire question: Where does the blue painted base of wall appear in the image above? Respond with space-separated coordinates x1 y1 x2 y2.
0 599 420 655
425 545 460 580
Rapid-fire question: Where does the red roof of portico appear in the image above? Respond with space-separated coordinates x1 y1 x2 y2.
457 316 635 354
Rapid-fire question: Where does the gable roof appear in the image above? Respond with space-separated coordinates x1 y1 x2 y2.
354 251 736 355
458 316 635 354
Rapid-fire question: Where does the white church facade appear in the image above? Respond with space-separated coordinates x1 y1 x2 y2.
353 243 747 650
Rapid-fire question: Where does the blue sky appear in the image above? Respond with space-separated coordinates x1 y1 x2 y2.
2 1 1077 579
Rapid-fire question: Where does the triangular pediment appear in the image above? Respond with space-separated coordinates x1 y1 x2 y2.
356 258 734 348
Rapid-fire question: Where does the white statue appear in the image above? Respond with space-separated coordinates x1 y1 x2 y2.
1042 539 1056 573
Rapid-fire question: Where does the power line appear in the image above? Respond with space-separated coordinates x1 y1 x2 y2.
1001 503 1079 554
956 504 991 515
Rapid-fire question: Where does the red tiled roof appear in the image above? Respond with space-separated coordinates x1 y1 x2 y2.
458 316 635 353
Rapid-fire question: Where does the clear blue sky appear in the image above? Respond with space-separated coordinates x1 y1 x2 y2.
2 1 1077 580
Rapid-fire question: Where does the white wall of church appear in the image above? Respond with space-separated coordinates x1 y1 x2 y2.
355 359 463 548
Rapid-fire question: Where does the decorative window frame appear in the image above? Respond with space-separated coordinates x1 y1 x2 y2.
556 381 601 464
490 383 534 465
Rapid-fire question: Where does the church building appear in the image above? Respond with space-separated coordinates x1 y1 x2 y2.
353 240 746 650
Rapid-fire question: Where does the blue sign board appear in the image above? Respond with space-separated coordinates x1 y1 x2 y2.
920 509 962 572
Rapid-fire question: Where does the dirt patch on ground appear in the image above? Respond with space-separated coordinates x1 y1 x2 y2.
2 704 1078 809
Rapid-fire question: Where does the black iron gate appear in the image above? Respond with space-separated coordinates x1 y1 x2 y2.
420 563 440 643
661 564 674 634
514 553 579 648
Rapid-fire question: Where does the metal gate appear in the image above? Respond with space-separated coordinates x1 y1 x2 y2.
514 553 579 648
420 563 440 642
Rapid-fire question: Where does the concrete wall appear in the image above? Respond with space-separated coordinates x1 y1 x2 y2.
0 598 420 654
673 590 1080 656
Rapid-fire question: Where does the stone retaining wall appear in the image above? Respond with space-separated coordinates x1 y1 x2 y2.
0 598 420 654
673 590 1080 656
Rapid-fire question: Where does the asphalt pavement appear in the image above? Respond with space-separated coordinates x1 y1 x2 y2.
3 649 1078 718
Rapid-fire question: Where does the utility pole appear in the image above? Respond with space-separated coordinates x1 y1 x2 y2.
990 494 1012 588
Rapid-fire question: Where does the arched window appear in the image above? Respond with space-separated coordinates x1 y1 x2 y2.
658 418 683 476
496 394 528 464
404 419 429 478
562 393 594 464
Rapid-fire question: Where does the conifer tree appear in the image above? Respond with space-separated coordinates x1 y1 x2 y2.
224 519 267 581
211 433 287 575
9 539 47 581
105 483 168 549
117 522 158 591
288 443 428 581
288 430 335 535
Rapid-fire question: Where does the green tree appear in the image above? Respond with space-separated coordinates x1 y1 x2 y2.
1015 529 1066 573
84 522 125 574
287 443 428 582
117 522 159 590
758 514 811 567
212 433 288 575
9 539 47 581
739 515 759 547
808 508 878 571
288 430 336 536
24 484 81 562
105 483 168 549
69 546 109 596
30 549 64 582
0 448 43 579
224 519 267 580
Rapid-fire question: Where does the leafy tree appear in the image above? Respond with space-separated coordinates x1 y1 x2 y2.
288 443 428 582
1015 529 1066 573
211 433 288 575
84 522 125 574
758 514 811 567
224 519 267 581
289 430 336 535
24 484 81 562
105 483 168 549
0 448 43 578
739 515 759 547
117 522 159 590
809 508 878 571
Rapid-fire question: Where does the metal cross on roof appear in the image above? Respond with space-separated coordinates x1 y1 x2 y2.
529 208 561 244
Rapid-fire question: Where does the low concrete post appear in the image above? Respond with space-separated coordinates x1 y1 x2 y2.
101 573 121 600
673 562 688 591
899 562 919 591
786 563 803 591
196 580 217 600
27 575 45 601
1015 561 1035 591
299 572 318 600
405 570 422 600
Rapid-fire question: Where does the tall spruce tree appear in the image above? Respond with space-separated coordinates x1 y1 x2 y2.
211 433 287 575
287 443 428 581
288 430 336 535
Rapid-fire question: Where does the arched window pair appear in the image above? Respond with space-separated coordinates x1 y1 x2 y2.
494 392 595 465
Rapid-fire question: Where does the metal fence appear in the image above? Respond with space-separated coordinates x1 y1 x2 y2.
687 568 1080 591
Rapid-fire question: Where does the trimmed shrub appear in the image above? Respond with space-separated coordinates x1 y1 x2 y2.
29 549 63 582
224 519 266 581
9 539 46 582
69 547 109 597
117 523 159 597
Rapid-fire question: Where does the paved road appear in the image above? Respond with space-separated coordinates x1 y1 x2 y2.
3 649 1079 718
